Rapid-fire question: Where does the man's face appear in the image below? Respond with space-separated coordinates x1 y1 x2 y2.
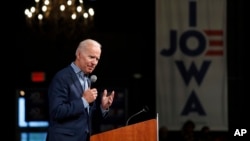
78 46 101 74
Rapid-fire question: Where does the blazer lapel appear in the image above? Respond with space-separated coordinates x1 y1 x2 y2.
71 73 83 95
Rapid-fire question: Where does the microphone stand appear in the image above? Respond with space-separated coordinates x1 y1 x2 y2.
126 106 149 126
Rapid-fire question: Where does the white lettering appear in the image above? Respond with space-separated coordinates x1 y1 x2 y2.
234 129 247 136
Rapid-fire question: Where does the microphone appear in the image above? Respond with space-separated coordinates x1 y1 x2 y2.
89 75 97 88
126 106 149 125
90 75 97 83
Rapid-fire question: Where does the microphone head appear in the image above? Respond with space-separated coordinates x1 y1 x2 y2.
142 105 149 112
90 75 97 83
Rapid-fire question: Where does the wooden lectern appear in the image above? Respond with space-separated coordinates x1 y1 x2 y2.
90 119 158 141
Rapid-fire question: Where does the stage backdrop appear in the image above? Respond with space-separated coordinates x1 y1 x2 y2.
156 0 228 131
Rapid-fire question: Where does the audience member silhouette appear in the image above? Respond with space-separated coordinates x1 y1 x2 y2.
197 126 213 141
159 126 172 141
178 120 198 141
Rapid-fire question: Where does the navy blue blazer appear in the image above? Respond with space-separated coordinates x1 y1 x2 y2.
46 65 105 141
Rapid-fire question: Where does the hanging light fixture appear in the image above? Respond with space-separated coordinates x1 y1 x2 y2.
24 0 95 39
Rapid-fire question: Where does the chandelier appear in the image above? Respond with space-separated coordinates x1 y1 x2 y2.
24 0 95 39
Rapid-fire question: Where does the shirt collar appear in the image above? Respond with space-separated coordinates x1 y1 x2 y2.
70 62 88 77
